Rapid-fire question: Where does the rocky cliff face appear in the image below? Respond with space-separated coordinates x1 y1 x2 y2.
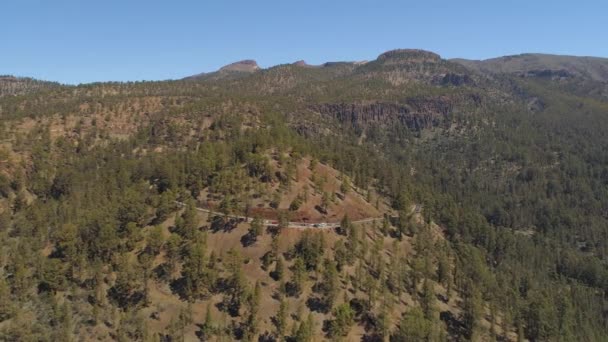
312 102 437 131
310 95 477 131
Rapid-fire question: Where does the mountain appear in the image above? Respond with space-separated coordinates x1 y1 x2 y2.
0 49 607 341
453 53 608 82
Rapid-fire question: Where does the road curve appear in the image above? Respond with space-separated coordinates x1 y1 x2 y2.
174 201 384 229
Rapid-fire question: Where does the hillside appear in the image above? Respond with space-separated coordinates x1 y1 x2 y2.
0 49 607 341
452 53 608 82
0 76 61 97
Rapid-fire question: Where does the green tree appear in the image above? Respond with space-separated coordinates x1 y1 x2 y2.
0 276 13 321
291 257 306 297
244 281 262 340
340 176 351 195
461 282 483 340
249 216 263 242
321 258 339 310
392 307 432 342
165 233 183 274
524 291 558 341
295 313 314 342
329 303 354 337
275 298 288 339
181 235 211 300
321 192 330 213
155 189 175 222
420 278 436 320
138 252 153 305
177 199 198 240
274 256 285 281
58 302 74 342
146 225 164 255
200 304 215 340
381 216 390 236
340 214 351 236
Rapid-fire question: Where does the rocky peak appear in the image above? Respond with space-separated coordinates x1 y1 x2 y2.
219 60 260 73
292 60 309 67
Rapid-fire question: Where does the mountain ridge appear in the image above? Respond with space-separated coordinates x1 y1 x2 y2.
452 53 608 82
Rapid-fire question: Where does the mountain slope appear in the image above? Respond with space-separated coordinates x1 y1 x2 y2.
0 75 61 97
453 53 608 82
0 49 607 341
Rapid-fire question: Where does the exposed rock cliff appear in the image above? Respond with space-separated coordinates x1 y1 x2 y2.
310 95 479 131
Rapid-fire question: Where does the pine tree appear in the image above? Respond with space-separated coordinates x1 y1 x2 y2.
321 192 330 212
274 256 285 281
461 282 483 340
139 252 153 305
244 281 262 340
178 199 198 240
275 298 288 339
321 258 339 310
381 216 390 236
340 176 351 195
200 304 214 340
0 275 13 321
291 257 306 297
146 225 164 255
420 278 436 320
165 233 183 274
392 307 432 341
249 216 263 242
181 235 210 300
329 303 354 337
340 214 351 236
59 302 73 342
295 313 314 342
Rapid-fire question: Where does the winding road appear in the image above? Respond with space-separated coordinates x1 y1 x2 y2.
175 201 385 229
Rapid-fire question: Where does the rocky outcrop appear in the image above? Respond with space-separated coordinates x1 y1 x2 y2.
184 60 260 81
515 69 573 80
219 60 260 73
434 73 475 86
310 96 466 131
292 60 308 67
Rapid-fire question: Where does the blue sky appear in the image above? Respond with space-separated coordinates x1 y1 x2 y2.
1 0 605 84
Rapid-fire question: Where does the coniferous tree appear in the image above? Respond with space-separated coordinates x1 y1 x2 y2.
274 256 285 281
329 303 354 338
392 307 432 342
275 298 288 339
291 257 306 297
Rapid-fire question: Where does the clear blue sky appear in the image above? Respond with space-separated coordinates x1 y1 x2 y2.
1 0 605 84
